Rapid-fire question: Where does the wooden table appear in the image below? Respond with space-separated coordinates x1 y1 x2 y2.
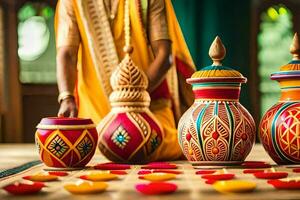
0 144 300 200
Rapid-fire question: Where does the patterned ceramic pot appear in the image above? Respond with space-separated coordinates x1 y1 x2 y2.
178 37 256 165
98 55 163 163
259 34 300 164
35 117 98 168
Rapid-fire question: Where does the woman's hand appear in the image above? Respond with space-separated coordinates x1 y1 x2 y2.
58 97 78 117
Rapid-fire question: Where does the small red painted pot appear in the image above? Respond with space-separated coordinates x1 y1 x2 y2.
35 117 98 168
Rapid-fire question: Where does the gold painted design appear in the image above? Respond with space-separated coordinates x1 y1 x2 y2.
47 135 70 158
38 129 96 167
128 112 150 136
75 0 120 97
76 134 94 158
277 107 300 159
36 124 95 130
72 129 96 163
109 55 150 109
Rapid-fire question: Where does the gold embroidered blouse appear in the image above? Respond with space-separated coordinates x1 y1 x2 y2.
56 0 170 48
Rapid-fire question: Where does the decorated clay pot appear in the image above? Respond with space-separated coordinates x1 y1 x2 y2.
35 117 98 168
259 33 300 164
178 37 256 165
97 54 163 163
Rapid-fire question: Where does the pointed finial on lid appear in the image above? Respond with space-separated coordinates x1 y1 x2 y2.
209 36 226 66
290 33 300 60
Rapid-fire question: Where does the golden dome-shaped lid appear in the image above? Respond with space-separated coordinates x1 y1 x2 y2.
190 36 245 80
109 54 150 106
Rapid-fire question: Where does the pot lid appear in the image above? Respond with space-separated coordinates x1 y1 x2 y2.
271 33 300 80
190 36 245 81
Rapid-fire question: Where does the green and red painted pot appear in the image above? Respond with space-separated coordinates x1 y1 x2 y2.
178 37 256 165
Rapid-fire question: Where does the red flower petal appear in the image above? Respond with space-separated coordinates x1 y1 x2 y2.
201 174 235 180
243 169 265 174
3 182 44 195
292 168 300 173
148 162 172 165
138 170 152 175
195 170 216 175
79 175 89 180
48 171 69 176
268 179 300 190
253 172 288 179
242 161 271 168
205 179 217 184
94 162 131 170
135 182 177 195
109 170 127 175
141 163 177 169
138 170 182 175
154 170 182 174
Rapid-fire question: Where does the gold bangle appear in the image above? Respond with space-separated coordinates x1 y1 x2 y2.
58 91 74 104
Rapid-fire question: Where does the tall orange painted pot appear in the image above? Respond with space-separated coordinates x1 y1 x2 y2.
259 33 300 164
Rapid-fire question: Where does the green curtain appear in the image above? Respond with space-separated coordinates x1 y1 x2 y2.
173 0 252 111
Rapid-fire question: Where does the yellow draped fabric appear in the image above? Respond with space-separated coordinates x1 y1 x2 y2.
55 0 195 160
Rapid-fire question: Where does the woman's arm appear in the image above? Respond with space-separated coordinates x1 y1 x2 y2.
55 0 81 117
146 0 172 92
146 39 171 92
56 46 79 117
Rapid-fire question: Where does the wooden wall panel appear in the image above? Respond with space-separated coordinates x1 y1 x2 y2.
0 6 5 142
3 2 22 142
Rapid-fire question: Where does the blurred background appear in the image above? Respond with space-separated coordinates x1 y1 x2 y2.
0 0 299 143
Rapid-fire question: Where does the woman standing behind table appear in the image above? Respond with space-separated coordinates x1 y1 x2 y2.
55 0 195 160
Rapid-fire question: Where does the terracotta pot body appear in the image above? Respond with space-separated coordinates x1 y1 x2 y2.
178 37 256 165
35 117 98 168
178 75 256 165
97 55 163 163
98 111 163 163
259 69 300 164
